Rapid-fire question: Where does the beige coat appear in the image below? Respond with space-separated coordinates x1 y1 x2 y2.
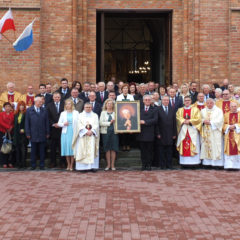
100 111 115 134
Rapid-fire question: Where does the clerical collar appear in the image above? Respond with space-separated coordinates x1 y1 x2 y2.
197 102 204 105
8 91 14 95
28 93 34 96
184 106 191 109
206 106 214 111
84 111 92 117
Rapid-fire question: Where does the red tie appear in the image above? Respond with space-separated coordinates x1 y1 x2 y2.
145 107 148 112
171 99 175 108
101 92 104 102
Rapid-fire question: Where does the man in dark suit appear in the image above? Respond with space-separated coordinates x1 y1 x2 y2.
46 92 65 168
36 84 53 105
79 82 90 103
157 95 177 169
136 95 158 170
25 96 50 170
168 87 183 113
145 81 155 95
57 78 71 100
189 82 198 104
202 84 215 101
88 91 102 117
134 83 146 107
96 82 108 106
69 88 84 113
106 81 119 96
220 78 229 91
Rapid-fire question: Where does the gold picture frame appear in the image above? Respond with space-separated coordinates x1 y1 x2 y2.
114 101 141 133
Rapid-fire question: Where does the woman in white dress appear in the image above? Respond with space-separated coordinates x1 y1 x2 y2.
58 99 79 171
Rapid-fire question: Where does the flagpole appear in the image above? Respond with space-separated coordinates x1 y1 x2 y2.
1 33 13 44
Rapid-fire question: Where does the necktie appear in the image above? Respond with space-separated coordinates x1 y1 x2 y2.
86 92 88 98
74 98 77 104
56 102 59 113
37 108 40 113
165 106 168 114
171 98 175 108
63 89 66 95
101 92 104 102
145 107 148 112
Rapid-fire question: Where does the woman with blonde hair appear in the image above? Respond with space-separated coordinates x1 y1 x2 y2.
58 99 79 171
100 99 119 170
179 83 190 100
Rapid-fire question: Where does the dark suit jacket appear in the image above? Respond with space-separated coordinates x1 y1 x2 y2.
79 92 89 103
46 101 64 139
204 93 215 99
96 91 108 106
25 106 50 142
92 102 102 117
168 96 183 113
156 106 177 146
57 87 71 100
13 113 27 146
190 91 198 104
134 94 144 107
136 105 158 142
36 93 53 105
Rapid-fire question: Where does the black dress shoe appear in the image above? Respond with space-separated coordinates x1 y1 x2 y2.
40 167 45 170
91 169 97 173
30 167 36 170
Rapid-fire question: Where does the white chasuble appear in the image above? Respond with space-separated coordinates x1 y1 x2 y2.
72 111 100 170
200 106 224 166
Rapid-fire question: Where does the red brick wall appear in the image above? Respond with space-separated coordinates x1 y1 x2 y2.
1 0 240 94
0 6 40 93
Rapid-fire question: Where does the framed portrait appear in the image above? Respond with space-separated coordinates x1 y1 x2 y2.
115 101 141 133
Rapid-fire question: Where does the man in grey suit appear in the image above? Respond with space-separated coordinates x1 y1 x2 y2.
69 88 84 113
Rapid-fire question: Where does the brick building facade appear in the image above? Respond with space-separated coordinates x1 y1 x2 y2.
0 0 240 93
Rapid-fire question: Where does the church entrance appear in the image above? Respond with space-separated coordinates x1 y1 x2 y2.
96 10 172 85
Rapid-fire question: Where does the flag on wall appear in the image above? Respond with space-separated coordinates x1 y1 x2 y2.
0 9 16 37
13 20 35 51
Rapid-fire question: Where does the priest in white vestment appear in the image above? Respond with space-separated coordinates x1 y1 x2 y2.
72 102 100 171
200 98 224 166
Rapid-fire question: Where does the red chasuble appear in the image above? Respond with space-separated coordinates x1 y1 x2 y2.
222 101 230 114
26 95 34 107
229 113 238 155
182 108 192 156
8 94 14 103
197 105 205 110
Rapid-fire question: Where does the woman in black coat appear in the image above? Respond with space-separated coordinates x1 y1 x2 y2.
13 101 28 168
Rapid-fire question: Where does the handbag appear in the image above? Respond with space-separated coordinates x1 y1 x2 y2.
1 132 12 154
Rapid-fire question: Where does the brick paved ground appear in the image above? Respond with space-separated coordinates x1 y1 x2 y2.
0 169 239 240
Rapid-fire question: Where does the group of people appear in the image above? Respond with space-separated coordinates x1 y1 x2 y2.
0 77 239 171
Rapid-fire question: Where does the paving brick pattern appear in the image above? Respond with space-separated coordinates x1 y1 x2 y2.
0 170 239 240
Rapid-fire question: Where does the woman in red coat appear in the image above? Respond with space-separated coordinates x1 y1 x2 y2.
0 102 14 168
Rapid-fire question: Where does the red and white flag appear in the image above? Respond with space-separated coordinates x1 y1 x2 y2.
0 9 16 39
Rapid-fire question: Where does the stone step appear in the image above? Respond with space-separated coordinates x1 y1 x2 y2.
22 147 179 169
